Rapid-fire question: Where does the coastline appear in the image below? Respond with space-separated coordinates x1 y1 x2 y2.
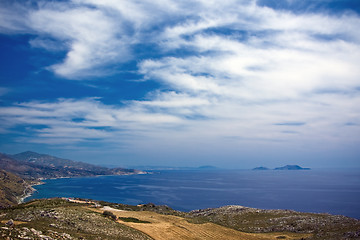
14 169 360 220
17 171 148 204
18 181 44 204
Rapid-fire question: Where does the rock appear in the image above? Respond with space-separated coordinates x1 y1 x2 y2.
5 219 14 227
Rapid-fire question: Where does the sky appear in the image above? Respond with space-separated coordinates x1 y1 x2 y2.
0 0 360 168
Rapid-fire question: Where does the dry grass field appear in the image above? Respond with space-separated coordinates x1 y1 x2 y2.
91 206 311 240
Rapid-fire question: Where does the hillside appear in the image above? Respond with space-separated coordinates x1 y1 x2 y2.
0 169 33 208
12 151 110 173
1 198 359 240
0 199 151 240
187 206 360 239
0 153 61 180
0 152 142 180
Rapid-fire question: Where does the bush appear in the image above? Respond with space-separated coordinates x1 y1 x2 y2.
102 210 117 220
118 217 150 223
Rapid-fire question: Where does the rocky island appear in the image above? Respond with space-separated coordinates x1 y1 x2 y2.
253 165 311 171
274 165 311 170
252 166 270 170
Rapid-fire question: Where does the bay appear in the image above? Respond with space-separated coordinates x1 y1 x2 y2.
26 169 360 219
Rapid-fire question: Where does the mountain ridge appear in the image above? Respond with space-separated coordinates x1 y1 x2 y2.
1 151 143 180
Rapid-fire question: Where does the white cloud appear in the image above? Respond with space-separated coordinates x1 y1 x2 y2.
0 98 185 144
1 0 360 165
140 33 360 101
2 0 360 80
28 4 131 78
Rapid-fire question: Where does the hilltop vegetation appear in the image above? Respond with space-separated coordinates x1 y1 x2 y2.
187 205 360 240
1 198 359 240
0 199 151 240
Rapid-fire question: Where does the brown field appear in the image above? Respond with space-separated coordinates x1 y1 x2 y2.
90 207 311 240
1 220 28 225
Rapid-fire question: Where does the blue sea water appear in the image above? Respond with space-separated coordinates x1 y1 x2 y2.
27 169 360 219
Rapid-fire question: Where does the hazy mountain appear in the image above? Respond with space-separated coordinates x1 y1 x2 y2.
12 151 110 173
0 151 142 180
0 153 61 180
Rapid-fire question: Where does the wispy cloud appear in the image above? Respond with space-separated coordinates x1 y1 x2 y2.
2 0 360 80
274 122 306 126
0 87 9 96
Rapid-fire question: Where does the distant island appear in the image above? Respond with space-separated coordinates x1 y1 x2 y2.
252 166 270 170
253 165 311 170
274 165 311 170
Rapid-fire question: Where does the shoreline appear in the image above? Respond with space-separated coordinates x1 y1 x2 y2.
18 181 44 204
14 170 360 220
17 171 148 204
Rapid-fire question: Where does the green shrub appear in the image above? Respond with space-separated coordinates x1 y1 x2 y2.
118 217 150 223
102 210 117 220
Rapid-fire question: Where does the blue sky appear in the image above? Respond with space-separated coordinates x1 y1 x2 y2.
0 0 360 168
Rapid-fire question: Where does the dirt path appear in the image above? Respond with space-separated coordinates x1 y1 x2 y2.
89 207 310 240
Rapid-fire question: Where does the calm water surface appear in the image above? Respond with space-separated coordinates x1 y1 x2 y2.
27 169 360 219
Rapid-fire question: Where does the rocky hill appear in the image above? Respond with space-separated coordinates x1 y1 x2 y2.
0 199 151 240
0 153 59 180
187 205 360 239
0 169 34 208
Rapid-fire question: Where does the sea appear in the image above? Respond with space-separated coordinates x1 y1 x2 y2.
26 169 360 219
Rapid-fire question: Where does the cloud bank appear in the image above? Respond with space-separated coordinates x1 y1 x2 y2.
0 0 359 166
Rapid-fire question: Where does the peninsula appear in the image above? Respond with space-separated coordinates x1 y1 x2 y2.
0 151 145 207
